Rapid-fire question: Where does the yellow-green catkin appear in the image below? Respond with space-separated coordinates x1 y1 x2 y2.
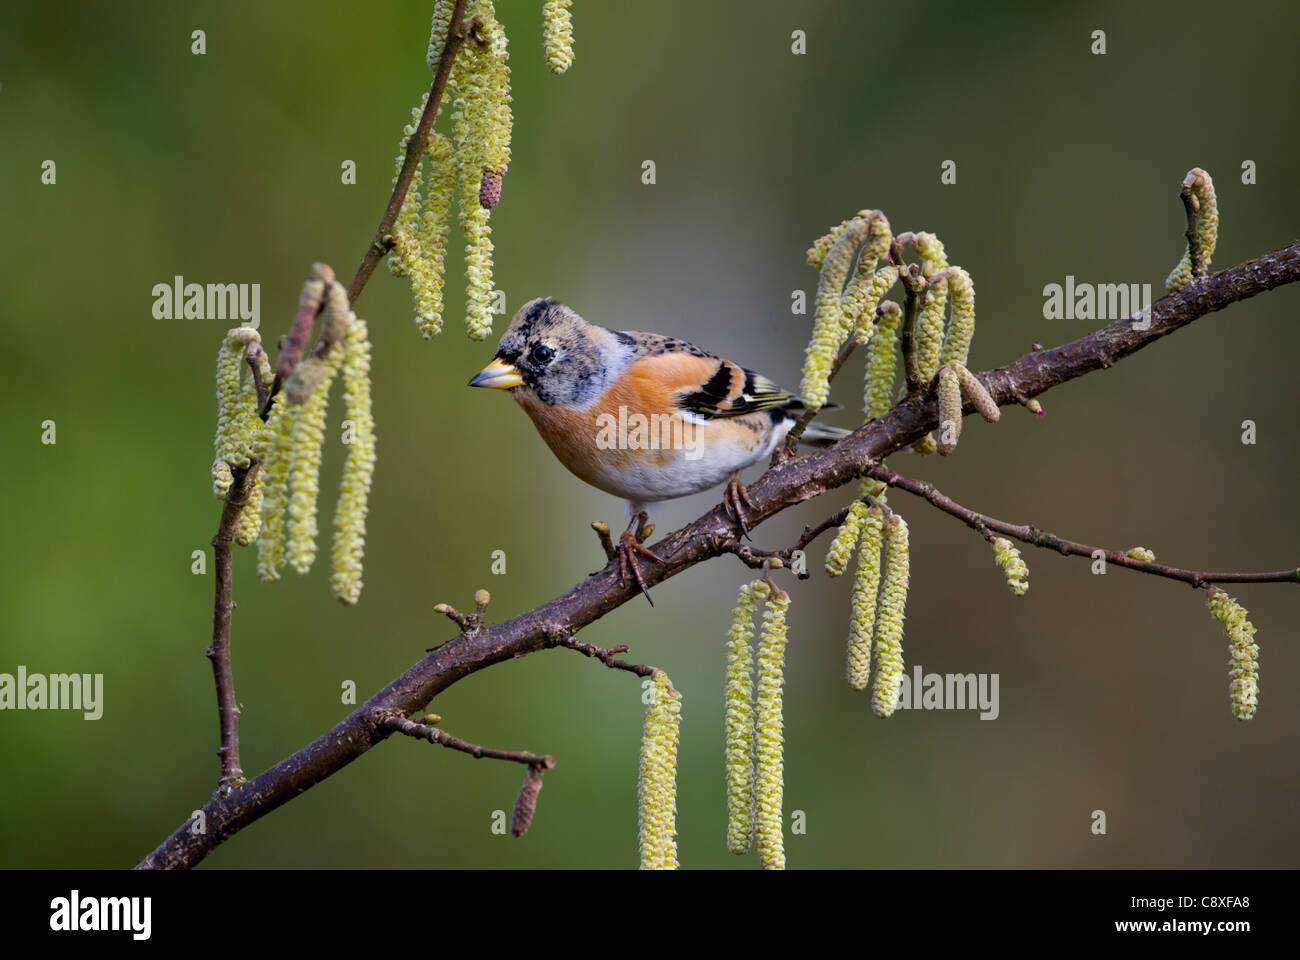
754 589 790 870
1125 547 1155 563
956 363 1000 423
825 500 868 577
256 397 293 582
938 266 975 368
426 0 455 70
839 214 893 337
234 471 264 547
990 537 1028 596
913 233 949 384
725 581 764 855
541 0 574 74
458 160 495 341
800 217 869 410
847 505 886 691
387 96 430 280
1207 589 1259 721
806 216 857 269
331 318 377 605
413 134 457 338
863 301 902 419
451 6 512 340
212 460 233 499
638 670 683 869
1166 168 1218 292
286 343 345 575
850 265 899 344
213 326 263 491
871 515 910 718
935 363 963 456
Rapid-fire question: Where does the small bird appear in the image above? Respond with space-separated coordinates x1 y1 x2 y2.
469 298 847 602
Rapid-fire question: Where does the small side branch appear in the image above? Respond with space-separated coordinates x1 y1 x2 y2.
1181 181 1206 278
553 634 657 678
208 462 259 790
724 500 861 578
245 343 269 411
870 464 1300 588
381 713 555 769
898 264 925 394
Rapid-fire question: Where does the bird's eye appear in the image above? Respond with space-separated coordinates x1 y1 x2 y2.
530 344 556 364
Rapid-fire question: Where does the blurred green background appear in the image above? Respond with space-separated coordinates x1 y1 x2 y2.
2 0 1298 869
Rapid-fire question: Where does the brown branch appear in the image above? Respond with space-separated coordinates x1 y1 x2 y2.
140 243 1300 869
381 714 555 769
870 463 1300 588
345 0 469 308
207 462 259 791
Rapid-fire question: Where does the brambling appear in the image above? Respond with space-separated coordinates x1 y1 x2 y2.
469 298 848 602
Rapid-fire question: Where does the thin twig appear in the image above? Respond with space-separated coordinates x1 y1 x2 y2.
554 634 657 678
346 0 470 308
723 501 858 578
245 343 269 412
591 521 617 561
207 462 259 791
899 264 924 394
1180 178 1205 278
381 714 555 768
433 603 472 630
869 463 1300 588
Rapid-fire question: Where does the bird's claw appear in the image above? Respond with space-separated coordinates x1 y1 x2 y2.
617 515 663 606
722 473 755 538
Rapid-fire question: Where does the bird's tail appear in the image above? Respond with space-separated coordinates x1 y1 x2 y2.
780 398 852 447
798 420 852 446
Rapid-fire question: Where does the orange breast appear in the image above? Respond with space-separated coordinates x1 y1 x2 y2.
513 368 695 491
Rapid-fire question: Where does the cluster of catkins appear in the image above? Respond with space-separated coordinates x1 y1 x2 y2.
211 264 377 605
801 213 999 457
822 483 915 715
389 0 577 342
722 580 791 869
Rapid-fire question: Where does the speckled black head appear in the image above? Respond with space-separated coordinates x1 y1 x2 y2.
477 297 635 407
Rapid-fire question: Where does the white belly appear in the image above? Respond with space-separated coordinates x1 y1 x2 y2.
590 417 790 503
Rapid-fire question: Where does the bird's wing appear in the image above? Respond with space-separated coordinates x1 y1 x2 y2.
623 345 792 420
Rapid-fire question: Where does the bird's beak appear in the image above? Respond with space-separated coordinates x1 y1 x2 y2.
468 357 524 389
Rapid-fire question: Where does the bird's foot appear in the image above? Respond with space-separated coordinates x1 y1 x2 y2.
722 472 756 537
617 512 663 606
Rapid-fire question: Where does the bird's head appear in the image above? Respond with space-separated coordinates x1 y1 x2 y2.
468 297 633 406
